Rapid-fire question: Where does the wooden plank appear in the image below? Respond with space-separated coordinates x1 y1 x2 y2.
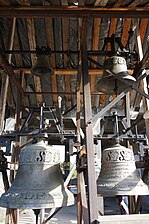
0 0 10 5
61 0 71 108
128 0 146 7
139 18 149 44
123 0 147 51
121 18 131 48
98 214 149 223
91 18 101 107
94 0 109 6
21 70 29 107
114 0 124 7
26 17 43 104
106 18 117 50
16 0 30 4
13 23 23 68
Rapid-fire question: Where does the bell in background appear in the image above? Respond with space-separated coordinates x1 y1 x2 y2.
96 56 136 95
97 144 149 196
0 141 74 209
31 55 54 76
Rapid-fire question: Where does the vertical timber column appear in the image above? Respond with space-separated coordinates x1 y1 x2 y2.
80 17 98 224
0 18 18 224
0 18 16 132
133 19 149 213
76 66 83 224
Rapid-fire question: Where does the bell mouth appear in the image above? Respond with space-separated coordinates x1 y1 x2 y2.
96 71 136 94
31 65 54 76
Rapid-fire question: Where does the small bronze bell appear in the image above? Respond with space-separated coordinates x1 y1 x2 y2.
31 55 54 76
0 141 74 209
96 56 136 94
97 144 149 196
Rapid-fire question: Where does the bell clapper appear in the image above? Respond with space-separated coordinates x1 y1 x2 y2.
112 111 120 144
33 209 40 224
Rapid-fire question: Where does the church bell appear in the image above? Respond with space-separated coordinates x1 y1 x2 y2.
97 144 149 196
96 56 136 94
31 55 54 76
0 141 74 209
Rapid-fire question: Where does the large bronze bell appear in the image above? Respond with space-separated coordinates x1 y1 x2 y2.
97 144 149 196
0 141 74 209
31 55 54 76
96 56 136 94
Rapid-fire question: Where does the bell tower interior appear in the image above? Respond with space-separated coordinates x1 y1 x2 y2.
0 1 149 224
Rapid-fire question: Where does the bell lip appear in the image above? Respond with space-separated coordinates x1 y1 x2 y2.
97 179 149 196
117 71 136 82
96 72 136 94
0 189 75 209
31 66 54 76
143 110 149 119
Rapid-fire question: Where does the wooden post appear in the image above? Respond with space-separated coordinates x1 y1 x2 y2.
133 19 149 213
0 17 18 224
81 17 98 224
0 18 16 132
76 66 83 224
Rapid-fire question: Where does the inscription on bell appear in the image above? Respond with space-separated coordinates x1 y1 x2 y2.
20 150 60 164
103 149 134 162
112 57 125 65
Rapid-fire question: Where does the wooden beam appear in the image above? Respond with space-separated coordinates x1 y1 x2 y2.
81 17 98 223
0 53 24 96
0 6 149 18
13 68 134 75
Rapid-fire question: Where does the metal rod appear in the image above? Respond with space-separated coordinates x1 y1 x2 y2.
39 103 45 131
20 108 34 131
33 209 40 224
3 49 137 57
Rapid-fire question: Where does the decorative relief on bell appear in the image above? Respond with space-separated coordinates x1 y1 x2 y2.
103 147 135 162
20 147 60 164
